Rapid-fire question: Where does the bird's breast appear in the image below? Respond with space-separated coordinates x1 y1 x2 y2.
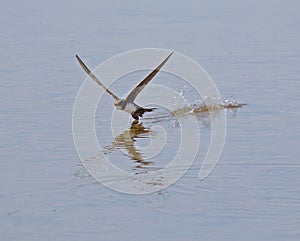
124 103 138 114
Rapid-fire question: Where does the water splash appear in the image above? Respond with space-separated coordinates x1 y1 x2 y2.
172 96 245 116
222 96 246 108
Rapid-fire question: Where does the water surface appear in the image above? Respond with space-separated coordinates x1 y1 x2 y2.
1 0 300 240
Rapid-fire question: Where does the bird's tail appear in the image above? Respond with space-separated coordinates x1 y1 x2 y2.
132 107 157 120
143 107 157 112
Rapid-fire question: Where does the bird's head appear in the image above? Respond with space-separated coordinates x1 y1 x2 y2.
114 99 126 110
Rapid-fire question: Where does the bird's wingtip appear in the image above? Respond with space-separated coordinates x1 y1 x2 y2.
75 55 84 65
167 51 174 58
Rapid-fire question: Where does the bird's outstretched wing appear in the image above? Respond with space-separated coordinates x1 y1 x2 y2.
125 52 174 103
76 55 119 100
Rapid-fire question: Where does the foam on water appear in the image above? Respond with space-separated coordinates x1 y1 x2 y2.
171 96 245 116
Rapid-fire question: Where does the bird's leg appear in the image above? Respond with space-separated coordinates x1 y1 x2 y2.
131 119 139 125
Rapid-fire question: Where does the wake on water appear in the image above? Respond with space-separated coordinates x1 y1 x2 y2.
142 96 245 122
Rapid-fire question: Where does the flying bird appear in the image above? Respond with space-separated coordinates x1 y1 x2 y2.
76 52 173 120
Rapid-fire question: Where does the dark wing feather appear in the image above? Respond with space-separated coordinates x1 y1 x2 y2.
125 52 173 103
76 55 119 100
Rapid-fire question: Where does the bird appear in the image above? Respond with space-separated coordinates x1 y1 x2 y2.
76 52 173 120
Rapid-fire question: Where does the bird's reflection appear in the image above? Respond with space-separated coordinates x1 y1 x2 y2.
103 121 154 171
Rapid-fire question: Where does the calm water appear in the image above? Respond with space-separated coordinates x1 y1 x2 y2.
1 0 300 240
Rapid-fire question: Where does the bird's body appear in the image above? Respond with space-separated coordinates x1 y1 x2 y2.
114 99 155 120
76 52 173 120
116 101 137 113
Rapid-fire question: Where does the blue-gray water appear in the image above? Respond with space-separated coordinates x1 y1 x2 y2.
1 0 300 240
